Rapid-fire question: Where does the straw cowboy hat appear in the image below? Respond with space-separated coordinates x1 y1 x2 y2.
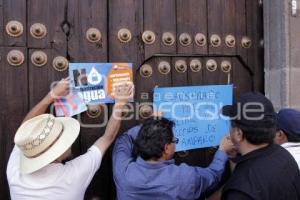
14 114 80 174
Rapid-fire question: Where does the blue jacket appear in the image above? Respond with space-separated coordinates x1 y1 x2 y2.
112 125 228 200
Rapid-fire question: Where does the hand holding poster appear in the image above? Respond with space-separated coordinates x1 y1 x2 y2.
153 85 233 152
69 63 133 104
54 90 87 117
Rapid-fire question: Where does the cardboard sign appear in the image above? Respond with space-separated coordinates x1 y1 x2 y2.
69 63 133 104
153 85 233 152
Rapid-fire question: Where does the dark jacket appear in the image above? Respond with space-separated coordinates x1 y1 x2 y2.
222 144 300 200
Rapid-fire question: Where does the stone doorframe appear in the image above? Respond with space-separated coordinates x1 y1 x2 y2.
264 0 300 110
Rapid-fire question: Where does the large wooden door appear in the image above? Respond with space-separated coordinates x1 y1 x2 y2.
0 0 263 199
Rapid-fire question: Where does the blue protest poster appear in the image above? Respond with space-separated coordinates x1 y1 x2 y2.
153 85 233 152
68 63 133 104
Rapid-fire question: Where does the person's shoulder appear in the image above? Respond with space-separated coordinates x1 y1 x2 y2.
276 143 300 169
65 145 102 167
222 189 254 200
127 125 142 133
281 142 300 147
7 146 21 180
158 161 188 174
223 169 257 199
256 144 299 174
88 145 102 157
118 125 141 137
281 142 300 152
176 162 189 169
256 143 293 160
254 144 297 168
176 162 203 175
273 143 297 159
275 143 290 151
166 162 199 185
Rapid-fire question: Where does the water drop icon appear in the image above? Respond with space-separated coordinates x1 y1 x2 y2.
88 67 102 85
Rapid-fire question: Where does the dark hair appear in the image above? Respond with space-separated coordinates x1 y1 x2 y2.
232 121 276 145
133 117 175 161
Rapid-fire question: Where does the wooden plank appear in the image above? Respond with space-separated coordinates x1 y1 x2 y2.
235 0 248 65
2 47 28 142
176 0 192 54
208 0 237 55
222 0 236 55
246 0 263 92
203 57 228 85
135 59 156 124
136 59 157 104
28 0 67 50
28 49 67 107
142 0 176 126
255 1 264 92
246 0 258 91
67 1 109 197
136 57 172 125
155 57 173 88
109 0 143 68
2 0 26 46
207 0 223 55
203 0 230 85
187 57 204 85
232 0 262 97
171 57 188 86
190 0 208 54
0 47 28 199
136 58 173 101
159 1 176 54
68 0 107 61
109 0 143 132
232 58 252 98
0 0 3 45
176 0 207 54
143 0 176 59
0 113 6 199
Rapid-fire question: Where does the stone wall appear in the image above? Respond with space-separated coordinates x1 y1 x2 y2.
264 0 300 110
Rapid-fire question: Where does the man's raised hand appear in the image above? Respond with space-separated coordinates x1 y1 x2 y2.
112 82 134 105
50 77 71 99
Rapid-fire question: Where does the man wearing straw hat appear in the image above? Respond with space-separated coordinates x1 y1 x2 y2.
7 78 134 200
